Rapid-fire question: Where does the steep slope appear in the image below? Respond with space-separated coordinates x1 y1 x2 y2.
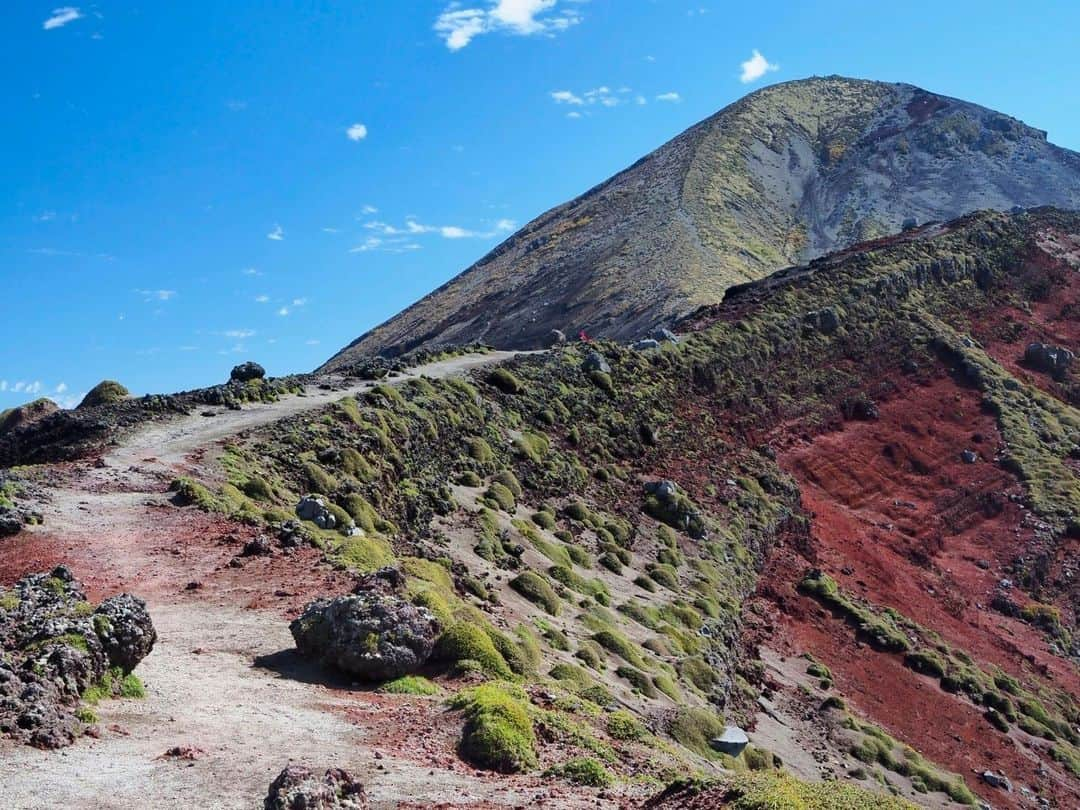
5 208 1080 808
323 76 1080 368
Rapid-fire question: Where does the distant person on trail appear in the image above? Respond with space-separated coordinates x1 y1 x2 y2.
579 330 591 342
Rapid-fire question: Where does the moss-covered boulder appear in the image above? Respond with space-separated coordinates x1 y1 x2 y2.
77 380 130 409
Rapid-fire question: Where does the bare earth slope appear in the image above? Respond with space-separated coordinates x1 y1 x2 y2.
322 75 1080 367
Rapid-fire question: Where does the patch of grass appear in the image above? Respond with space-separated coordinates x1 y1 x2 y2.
607 710 646 741
544 757 613 787
531 510 557 530
668 706 725 758
303 462 339 494
332 534 395 572
592 629 649 670
615 665 657 697
119 673 146 699
513 431 550 463
488 368 524 395
465 436 495 464
798 571 911 652
486 482 516 512
0 590 21 611
510 571 561 616
448 682 537 772
379 675 440 696
77 380 129 409
169 477 220 511
435 622 513 680
548 565 608 600
712 771 917 809
75 706 98 725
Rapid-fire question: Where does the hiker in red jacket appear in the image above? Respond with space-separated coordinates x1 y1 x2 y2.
578 330 591 343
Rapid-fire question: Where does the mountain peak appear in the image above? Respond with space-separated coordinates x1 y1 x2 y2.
322 77 1080 369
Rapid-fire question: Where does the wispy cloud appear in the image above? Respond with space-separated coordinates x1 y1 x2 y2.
267 224 284 241
362 217 516 241
435 1 582 51
361 204 379 215
254 294 270 303
242 267 262 276
55 382 68 394
552 85 644 116
135 289 176 302
43 7 83 30
224 329 256 338
739 49 778 83
346 123 368 142
655 91 681 103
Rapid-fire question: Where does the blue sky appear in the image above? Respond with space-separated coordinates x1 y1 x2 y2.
3 1 1079 407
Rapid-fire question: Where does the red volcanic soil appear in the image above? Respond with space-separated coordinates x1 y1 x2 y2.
755 363 1080 809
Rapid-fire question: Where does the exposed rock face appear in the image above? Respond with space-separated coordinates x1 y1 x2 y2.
230 361 267 382
264 766 368 810
1024 342 1074 378
0 567 155 748
321 76 1080 365
296 495 336 529
290 593 440 681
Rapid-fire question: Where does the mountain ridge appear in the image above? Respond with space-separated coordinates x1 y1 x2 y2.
322 75 1080 369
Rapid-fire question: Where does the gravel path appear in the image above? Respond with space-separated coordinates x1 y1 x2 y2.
0 351 601 810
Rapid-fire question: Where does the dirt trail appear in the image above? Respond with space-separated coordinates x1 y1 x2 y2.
0 351 603 810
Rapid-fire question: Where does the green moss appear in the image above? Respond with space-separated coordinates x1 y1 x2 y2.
379 675 440 696
653 673 682 701
488 368 524 395
486 482 516 512
240 477 275 501
509 571 560 616
0 590 19 611
465 436 495 464
457 470 483 487
592 630 649 670
78 380 130 409
341 494 393 534
332 534 395 572
707 771 918 809
448 682 537 772
548 565 608 600
615 665 657 697
434 622 513 679
575 643 603 671
513 431 550 463
607 710 646 742
647 564 679 589
667 707 725 758
119 673 146 698
531 510 557 530
544 757 613 787
303 462 339 494
563 501 593 523
169 477 220 511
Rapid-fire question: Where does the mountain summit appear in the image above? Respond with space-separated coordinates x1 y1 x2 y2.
323 76 1080 368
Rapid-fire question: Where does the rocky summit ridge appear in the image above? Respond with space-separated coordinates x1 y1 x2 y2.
322 75 1080 368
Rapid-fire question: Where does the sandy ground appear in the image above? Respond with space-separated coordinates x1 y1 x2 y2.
0 351 617 810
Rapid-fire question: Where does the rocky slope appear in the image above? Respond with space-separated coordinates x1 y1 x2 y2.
4 208 1080 808
323 76 1080 367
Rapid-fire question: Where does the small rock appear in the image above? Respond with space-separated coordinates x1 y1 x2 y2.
981 770 1013 791
631 339 661 351
581 351 611 374
710 725 749 757
264 766 368 810
241 536 272 557
651 327 679 344
961 449 979 464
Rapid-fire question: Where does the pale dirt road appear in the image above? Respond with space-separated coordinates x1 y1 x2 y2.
0 351 615 810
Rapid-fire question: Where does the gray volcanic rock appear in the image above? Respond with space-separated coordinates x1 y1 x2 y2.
264 766 368 810
322 76 1080 366
0 566 155 748
290 593 440 681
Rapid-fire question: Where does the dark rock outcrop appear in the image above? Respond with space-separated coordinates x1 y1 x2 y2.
0 566 155 748
290 593 440 681
230 361 267 382
1024 342 1074 379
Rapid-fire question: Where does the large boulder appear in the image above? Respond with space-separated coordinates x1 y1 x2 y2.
0 566 155 748
230 361 267 383
0 508 22 537
1023 342 1073 378
290 593 440 681
93 593 157 674
264 766 368 810
77 380 130 409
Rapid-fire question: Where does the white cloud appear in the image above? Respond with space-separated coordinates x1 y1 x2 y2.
346 123 368 142
0 381 6 392
305 339 321 346
242 267 262 276
255 294 270 303
136 289 177 302
435 1 581 51
361 204 379 214
267 224 284 241
495 219 517 232
292 297 308 307
55 383 68 394
277 307 290 316
551 90 583 105
656 92 681 103
739 49 778 83
566 111 582 119
322 227 339 233
33 210 57 223
224 329 255 338
43 7 82 30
